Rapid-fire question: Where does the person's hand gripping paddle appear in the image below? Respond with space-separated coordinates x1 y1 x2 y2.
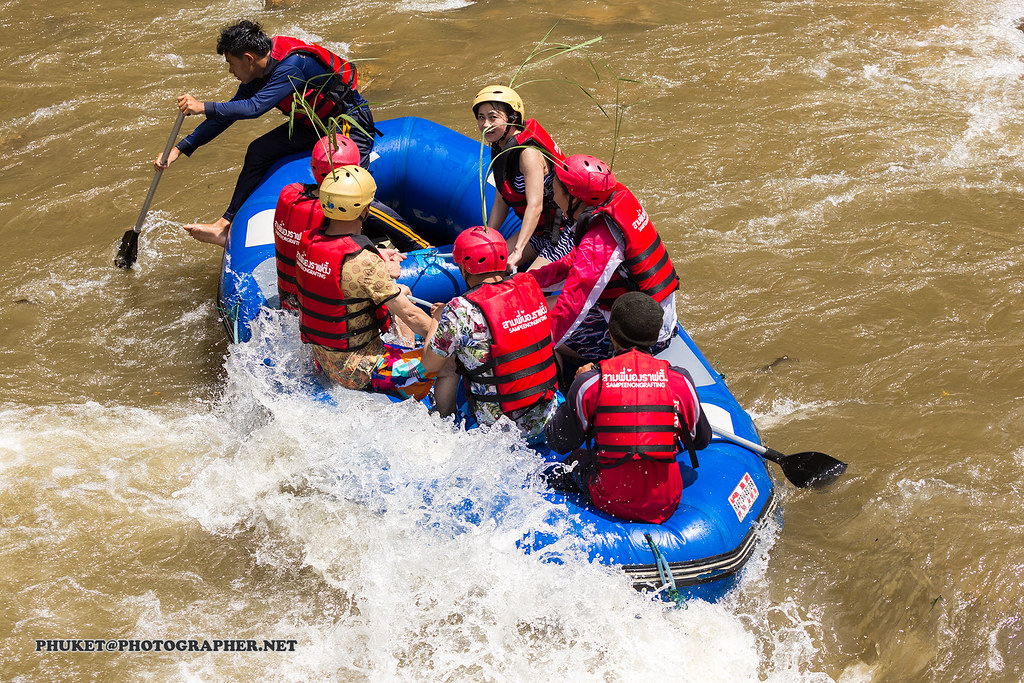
115 111 185 269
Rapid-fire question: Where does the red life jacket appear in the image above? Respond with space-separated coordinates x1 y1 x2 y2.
274 182 325 310
490 119 566 242
295 231 390 351
264 36 359 126
591 350 692 468
462 273 557 414
581 185 679 306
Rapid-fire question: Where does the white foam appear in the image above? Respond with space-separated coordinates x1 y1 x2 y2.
150 315 818 679
396 0 473 11
748 397 841 428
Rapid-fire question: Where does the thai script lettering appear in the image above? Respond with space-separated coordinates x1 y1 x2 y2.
274 220 302 245
501 304 547 334
296 251 331 279
603 368 668 388
630 208 649 232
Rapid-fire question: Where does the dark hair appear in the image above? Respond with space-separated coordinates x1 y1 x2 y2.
217 20 272 58
473 100 519 125
609 292 663 350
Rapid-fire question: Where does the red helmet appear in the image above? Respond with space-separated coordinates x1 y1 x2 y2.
553 154 616 205
311 134 361 182
453 226 508 275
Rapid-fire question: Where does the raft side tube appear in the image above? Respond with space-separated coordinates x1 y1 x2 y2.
370 117 522 243
219 118 524 342
218 117 778 604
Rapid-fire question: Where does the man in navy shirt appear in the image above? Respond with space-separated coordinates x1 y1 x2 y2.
156 20 375 248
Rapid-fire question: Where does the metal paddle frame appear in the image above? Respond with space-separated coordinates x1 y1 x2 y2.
115 110 186 269
711 427 847 489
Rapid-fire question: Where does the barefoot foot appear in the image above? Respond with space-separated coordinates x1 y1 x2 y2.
183 220 230 248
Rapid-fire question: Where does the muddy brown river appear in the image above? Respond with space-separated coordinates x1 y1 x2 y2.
2 0 1022 680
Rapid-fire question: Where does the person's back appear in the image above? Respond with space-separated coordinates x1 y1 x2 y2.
529 155 680 362
296 227 393 372
295 166 436 399
544 292 710 524
447 274 558 437
582 182 678 309
274 182 323 310
259 36 361 132
275 134 360 310
423 227 558 443
583 349 698 523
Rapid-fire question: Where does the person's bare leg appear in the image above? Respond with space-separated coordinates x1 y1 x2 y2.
528 257 563 305
527 255 551 271
183 217 231 247
431 358 459 417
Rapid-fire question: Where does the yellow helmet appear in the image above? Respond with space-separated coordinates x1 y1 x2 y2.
471 84 525 123
319 165 377 220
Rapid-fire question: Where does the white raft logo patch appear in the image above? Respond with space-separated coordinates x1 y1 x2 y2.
728 473 758 522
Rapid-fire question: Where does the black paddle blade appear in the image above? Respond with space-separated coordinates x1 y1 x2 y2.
778 451 847 489
115 229 139 269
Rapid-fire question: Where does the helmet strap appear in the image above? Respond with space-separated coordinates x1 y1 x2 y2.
567 196 583 221
497 123 514 146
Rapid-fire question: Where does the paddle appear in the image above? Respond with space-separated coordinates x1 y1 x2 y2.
115 110 186 269
711 427 847 489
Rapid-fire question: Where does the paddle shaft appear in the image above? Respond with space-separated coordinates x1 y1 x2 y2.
712 427 783 464
711 425 847 489
132 110 185 234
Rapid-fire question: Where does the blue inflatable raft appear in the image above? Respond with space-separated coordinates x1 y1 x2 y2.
218 116 779 603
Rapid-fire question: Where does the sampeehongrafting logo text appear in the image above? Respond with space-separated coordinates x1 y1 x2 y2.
501 304 547 334
296 251 331 279
274 219 303 246
603 368 668 389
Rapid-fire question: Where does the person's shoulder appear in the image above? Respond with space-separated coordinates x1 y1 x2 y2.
515 270 542 287
271 48 309 71
667 364 699 393
593 216 620 239
518 144 546 162
442 294 472 310
441 295 480 322
278 181 307 199
567 365 601 401
345 248 392 281
574 219 620 256
580 215 617 240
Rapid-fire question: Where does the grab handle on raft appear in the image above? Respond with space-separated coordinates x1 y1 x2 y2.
644 533 684 606
409 295 433 309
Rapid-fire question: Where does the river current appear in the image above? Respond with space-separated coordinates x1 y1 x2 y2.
2 0 1023 680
